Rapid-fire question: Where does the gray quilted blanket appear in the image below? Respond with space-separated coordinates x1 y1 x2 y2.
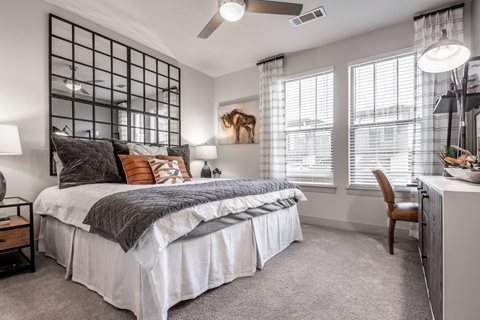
82 179 299 251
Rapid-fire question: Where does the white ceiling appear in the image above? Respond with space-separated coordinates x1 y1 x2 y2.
45 0 455 77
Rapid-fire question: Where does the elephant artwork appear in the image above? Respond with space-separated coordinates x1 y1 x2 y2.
218 99 260 145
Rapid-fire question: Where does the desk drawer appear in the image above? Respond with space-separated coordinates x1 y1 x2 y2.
0 227 30 250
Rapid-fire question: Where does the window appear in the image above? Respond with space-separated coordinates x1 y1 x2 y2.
349 52 417 187
285 70 334 184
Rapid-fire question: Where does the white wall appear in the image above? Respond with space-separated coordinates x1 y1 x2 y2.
214 21 417 234
0 0 214 206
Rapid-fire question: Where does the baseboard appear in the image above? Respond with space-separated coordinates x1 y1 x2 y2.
299 215 411 239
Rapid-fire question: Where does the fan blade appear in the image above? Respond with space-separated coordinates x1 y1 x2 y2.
198 11 223 39
80 88 90 95
246 0 303 16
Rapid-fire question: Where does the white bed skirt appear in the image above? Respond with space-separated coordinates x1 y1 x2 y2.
38 205 303 320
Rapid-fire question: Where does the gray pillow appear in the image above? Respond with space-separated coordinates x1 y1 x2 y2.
167 145 191 177
52 136 122 189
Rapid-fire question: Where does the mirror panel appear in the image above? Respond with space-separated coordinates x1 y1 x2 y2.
131 50 143 67
52 117 73 136
95 106 111 123
52 98 72 118
52 37 72 60
145 99 156 114
95 35 111 55
113 42 127 61
158 131 168 145
52 19 72 40
112 109 128 125
52 56 72 78
74 102 93 121
74 120 93 138
95 52 111 71
50 15 181 175
96 123 111 139
158 103 168 117
170 66 179 80
74 45 93 66
74 27 92 48
158 61 168 75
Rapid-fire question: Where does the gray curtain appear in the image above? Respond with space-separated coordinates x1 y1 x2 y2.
412 6 464 177
258 58 286 180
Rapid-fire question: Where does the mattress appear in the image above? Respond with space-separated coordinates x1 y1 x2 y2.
34 178 306 269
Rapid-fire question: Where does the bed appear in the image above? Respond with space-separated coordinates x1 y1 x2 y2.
34 178 306 320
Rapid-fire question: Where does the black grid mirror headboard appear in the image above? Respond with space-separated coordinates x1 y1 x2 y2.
48 14 181 175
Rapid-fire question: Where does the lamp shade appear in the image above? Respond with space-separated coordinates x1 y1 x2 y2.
418 29 471 73
0 125 22 155
195 145 217 160
219 0 246 22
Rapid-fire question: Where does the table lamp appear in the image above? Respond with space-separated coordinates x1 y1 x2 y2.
195 144 217 178
0 125 23 202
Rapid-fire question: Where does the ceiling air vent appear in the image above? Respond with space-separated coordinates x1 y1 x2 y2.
290 6 326 27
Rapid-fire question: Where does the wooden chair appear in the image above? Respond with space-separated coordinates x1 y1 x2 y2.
372 169 418 254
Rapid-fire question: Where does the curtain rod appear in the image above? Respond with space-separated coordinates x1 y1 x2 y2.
413 2 464 21
256 54 284 66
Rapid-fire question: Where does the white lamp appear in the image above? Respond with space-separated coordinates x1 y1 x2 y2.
418 29 471 73
219 0 246 22
195 144 218 178
0 125 23 202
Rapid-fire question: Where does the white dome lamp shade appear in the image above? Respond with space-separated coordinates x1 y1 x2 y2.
418 29 471 73
219 0 246 22
0 125 23 202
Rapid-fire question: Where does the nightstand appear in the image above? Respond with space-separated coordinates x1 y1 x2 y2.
0 197 35 275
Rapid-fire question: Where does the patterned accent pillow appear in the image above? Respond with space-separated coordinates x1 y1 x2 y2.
167 145 192 177
118 155 156 185
128 143 168 156
148 158 184 184
52 135 122 189
156 155 191 182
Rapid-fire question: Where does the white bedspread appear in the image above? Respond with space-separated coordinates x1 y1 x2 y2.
34 178 306 269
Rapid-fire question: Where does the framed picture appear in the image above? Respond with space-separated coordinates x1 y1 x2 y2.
466 56 480 94
218 98 260 145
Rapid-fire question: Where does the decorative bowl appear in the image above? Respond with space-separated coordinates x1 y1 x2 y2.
444 168 480 184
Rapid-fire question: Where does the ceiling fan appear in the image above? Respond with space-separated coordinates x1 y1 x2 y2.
198 0 303 39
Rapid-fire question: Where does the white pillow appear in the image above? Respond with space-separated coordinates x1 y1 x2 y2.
128 143 168 156
148 158 184 185
53 152 63 184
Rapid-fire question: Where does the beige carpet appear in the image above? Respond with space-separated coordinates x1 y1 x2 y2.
0 224 432 320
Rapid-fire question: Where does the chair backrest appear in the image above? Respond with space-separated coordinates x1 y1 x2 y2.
372 169 395 206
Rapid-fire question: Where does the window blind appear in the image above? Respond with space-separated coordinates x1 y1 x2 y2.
285 70 334 184
349 53 417 187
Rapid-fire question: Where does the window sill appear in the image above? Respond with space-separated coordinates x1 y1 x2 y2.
296 183 337 194
346 185 416 197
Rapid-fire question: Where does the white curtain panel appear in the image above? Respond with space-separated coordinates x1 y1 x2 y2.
258 58 286 180
412 7 464 176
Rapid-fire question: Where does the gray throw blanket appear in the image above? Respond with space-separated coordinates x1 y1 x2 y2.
83 179 299 252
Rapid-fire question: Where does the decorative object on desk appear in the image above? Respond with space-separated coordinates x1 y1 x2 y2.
219 98 259 145
466 56 480 94
0 125 23 202
212 168 222 178
440 145 480 184
419 28 471 150
195 144 218 178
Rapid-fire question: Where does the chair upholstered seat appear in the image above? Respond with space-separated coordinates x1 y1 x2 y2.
392 202 419 222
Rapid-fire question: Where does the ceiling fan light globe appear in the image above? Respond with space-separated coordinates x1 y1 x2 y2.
65 80 82 91
219 0 246 22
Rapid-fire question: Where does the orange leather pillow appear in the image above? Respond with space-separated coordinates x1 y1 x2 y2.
156 155 191 181
118 155 156 185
